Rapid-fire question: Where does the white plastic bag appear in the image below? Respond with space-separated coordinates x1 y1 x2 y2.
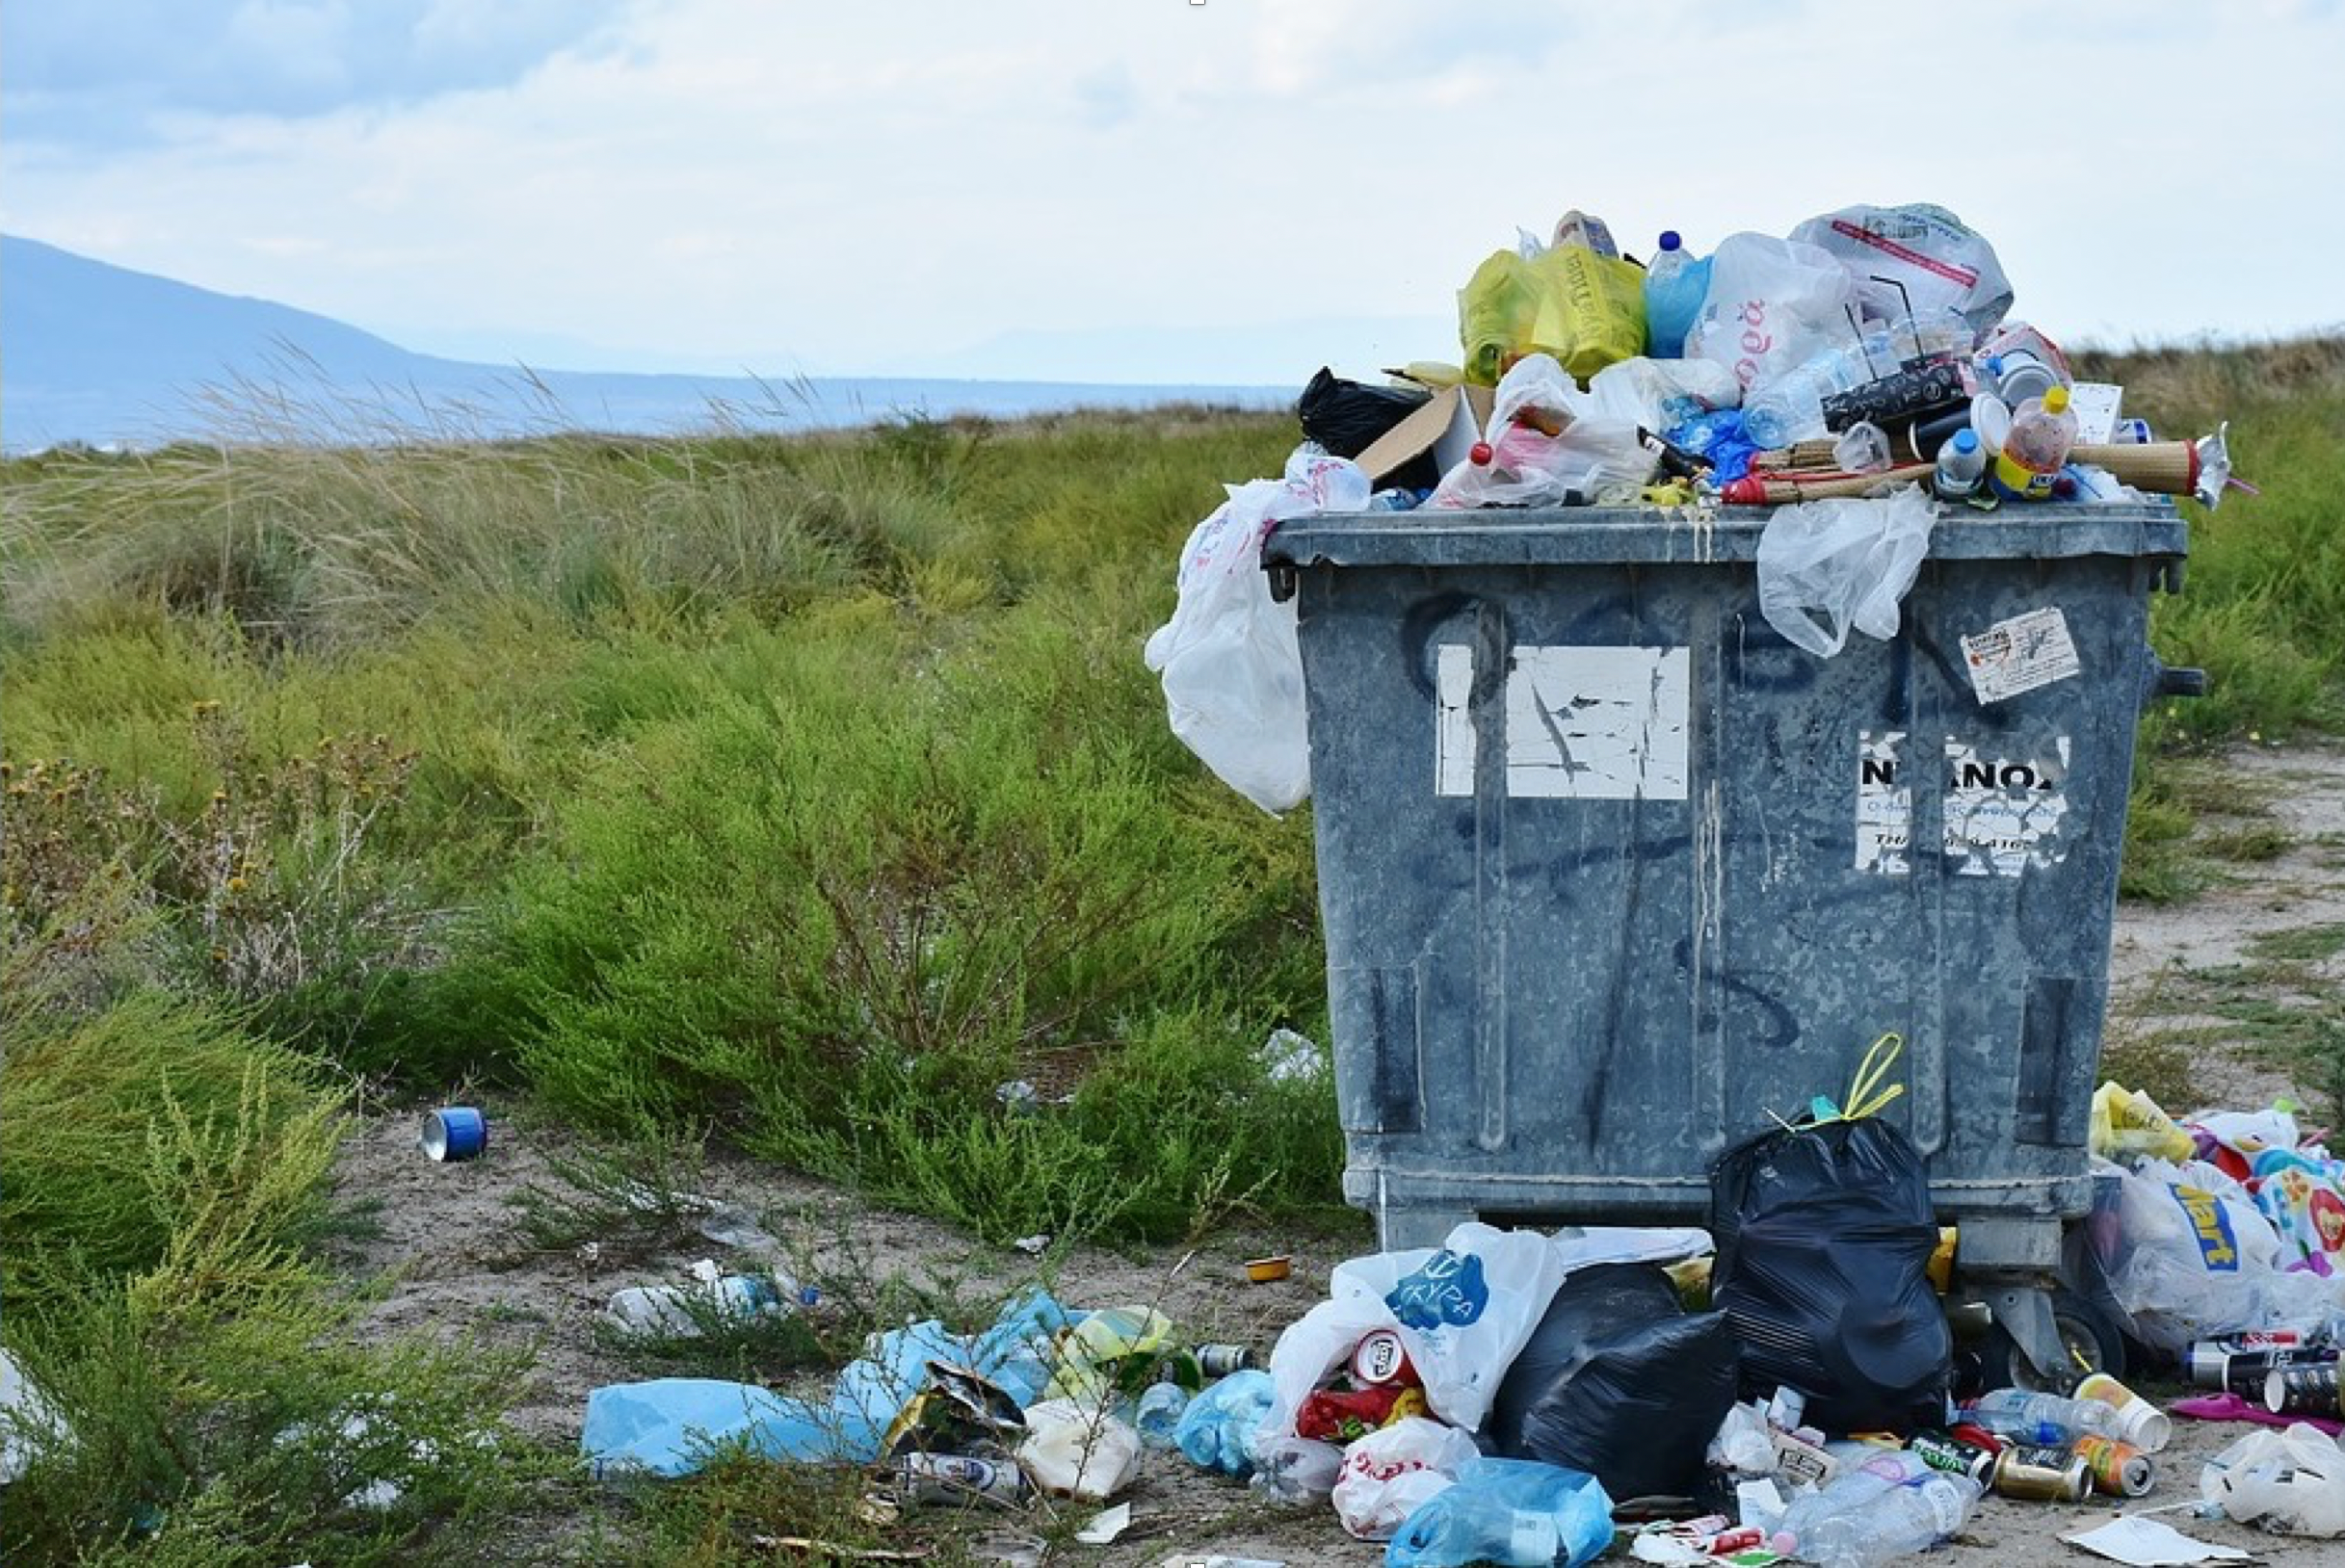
1016 1399 1141 1502
1754 487 1937 658
1142 447 1369 814
1582 355 1743 429
1684 233 1855 393
1331 1416 1482 1540
2203 1424 2345 1535
1788 203 2014 333
1266 1221 1570 1437
1428 354 1655 510
2099 1159 2344 1352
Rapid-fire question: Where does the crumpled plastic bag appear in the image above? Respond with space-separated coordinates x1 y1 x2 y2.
1042 1305 1175 1404
2095 1158 2345 1352
1142 447 1368 815
1017 1399 1141 1501
2091 1081 2197 1164
1331 1416 1482 1541
1755 486 1937 658
1250 1433 1344 1506
1684 233 1855 394
1427 354 1655 510
2202 1423 2345 1535
1388 1456 1615 1568
1172 1369 1274 1477
1788 202 2014 334
1459 243 1647 384
1580 355 1743 430
1265 1222 1571 1439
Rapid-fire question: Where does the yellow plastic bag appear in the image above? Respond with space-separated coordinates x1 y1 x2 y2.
2091 1080 2196 1163
1459 246 1647 385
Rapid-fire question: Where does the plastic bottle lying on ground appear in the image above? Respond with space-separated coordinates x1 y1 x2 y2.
602 1266 809 1338
1777 1470 1982 1568
1965 1386 2130 1445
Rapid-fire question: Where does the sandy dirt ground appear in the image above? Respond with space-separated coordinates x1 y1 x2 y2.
332 744 2345 1565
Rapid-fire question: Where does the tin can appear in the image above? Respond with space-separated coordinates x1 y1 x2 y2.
1909 1431 1997 1487
1196 1343 1257 1378
1351 1329 1416 1387
2192 1346 2343 1394
2072 1433 2155 1498
420 1106 487 1162
1992 1444 2092 1503
891 1451 1027 1506
2267 1364 2345 1418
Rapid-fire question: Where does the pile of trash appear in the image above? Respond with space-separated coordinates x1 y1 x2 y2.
1146 199 2252 816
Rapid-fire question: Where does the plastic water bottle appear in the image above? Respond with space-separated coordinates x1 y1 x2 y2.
1965 1386 2125 1444
602 1270 797 1338
1643 231 1712 359
1136 1381 1190 1449
1740 346 1866 449
1931 429 1987 501
1778 1474 1980 1568
1989 385 2077 502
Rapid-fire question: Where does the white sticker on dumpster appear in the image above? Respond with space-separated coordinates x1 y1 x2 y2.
1961 607 2082 705
1856 730 1912 875
1432 644 1689 800
1942 736 2071 876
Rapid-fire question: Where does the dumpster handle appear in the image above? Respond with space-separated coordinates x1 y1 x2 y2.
2145 652 2208 701
1266 561 1299 604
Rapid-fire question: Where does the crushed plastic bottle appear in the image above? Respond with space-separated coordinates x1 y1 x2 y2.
1777 1471 1981 1568
1965 1386 2126 1445
602 1265 808 1338
1741 345 1867 449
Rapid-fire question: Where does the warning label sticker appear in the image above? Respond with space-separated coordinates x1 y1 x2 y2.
1961 607 2082 705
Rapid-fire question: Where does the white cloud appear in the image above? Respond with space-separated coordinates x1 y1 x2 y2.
3 0 2341 382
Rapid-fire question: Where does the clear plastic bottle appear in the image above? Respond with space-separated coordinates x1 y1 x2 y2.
1779 1473 1981 1568
1643 231 1712 359
1989 384 2077 502
1135 1381 1190 1449
1932 429 1987 501
1965 1386 2125 1443
602 1271 790 1338
1740 346 1866 449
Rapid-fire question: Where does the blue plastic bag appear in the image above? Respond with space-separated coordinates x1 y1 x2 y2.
1386 1456 1613 1568
1173 1369 1275 1476
582 1289 1071 1477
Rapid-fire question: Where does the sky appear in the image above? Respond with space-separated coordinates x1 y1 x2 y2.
6 0 2344 385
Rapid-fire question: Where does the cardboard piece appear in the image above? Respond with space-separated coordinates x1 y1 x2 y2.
1353 381 1494 484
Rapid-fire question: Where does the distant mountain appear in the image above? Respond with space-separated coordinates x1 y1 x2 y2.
0 237 1292 452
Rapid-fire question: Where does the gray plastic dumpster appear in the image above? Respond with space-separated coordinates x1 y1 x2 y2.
1262 501 2194 1380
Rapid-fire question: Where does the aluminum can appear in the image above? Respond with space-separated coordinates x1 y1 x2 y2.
2072 1433 2155 1497
2266 1364 2345 1418
891 1452 1026 1506
1991 1444 2091 1503
1909 1430 1997 1486
1197 1343 1257 1378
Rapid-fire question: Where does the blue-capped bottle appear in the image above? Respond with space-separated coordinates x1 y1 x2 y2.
1643 231 1712 359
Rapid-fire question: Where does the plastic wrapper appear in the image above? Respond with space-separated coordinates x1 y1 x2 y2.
2090 1081 2197 1163
1788 202 2015 332
1683 233 1855 394
1017 1399 1140 1501
1142 447 1369 815
1330 1416 1481 1541
1486 1262 1739 1504
1459 244 1647 384
1387 1456 1615 1568
1264 1221 1569 1439
1171 1369 1274 1477
1709 1117 1951 1434
1754 487 1937 658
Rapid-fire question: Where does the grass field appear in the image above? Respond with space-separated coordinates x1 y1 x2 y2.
2 339 2340 1559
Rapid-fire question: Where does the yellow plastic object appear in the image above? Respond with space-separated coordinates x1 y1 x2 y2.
1666 1254 1713 1310
1459 247 1647 385
1926 1226 1957 1294
1044 1305 1176 1404
2090 1081 2195 1163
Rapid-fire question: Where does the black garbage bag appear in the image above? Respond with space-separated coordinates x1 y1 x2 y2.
1487 1263 1739 1503
1296 368 1437 493
1709 1116 1950 1433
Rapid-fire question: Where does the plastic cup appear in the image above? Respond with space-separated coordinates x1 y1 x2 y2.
2073 1372 2172 1452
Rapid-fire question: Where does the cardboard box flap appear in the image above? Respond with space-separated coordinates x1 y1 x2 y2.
1354 382 1494 485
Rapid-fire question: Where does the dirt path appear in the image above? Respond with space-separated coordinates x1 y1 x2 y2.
333 745 2345 1565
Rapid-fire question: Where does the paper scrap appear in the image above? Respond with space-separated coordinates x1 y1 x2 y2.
1962 606 2082 705
2062 1517 2255 1566
1076 1503 1133 1546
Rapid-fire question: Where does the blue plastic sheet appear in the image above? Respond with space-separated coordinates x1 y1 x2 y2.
581 1288 1071 1477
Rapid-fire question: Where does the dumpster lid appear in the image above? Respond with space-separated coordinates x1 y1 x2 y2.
1263 502 2188 570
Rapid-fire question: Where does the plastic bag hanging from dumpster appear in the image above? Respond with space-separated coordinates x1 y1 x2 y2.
1459 243 1647 385
1708 1038 1951 1433
1142 447 1369 815
1755 485 1937 658
1485 1263 1740 1504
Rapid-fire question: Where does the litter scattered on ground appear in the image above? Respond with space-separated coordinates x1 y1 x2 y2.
2063 1515 2257 1565
1072 1502 1133 1545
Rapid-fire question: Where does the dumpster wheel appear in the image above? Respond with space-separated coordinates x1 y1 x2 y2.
1975 1287 2126 1394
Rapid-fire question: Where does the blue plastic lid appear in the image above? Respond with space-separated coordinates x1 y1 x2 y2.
1952 430 1979 454
1657 230 1682 252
